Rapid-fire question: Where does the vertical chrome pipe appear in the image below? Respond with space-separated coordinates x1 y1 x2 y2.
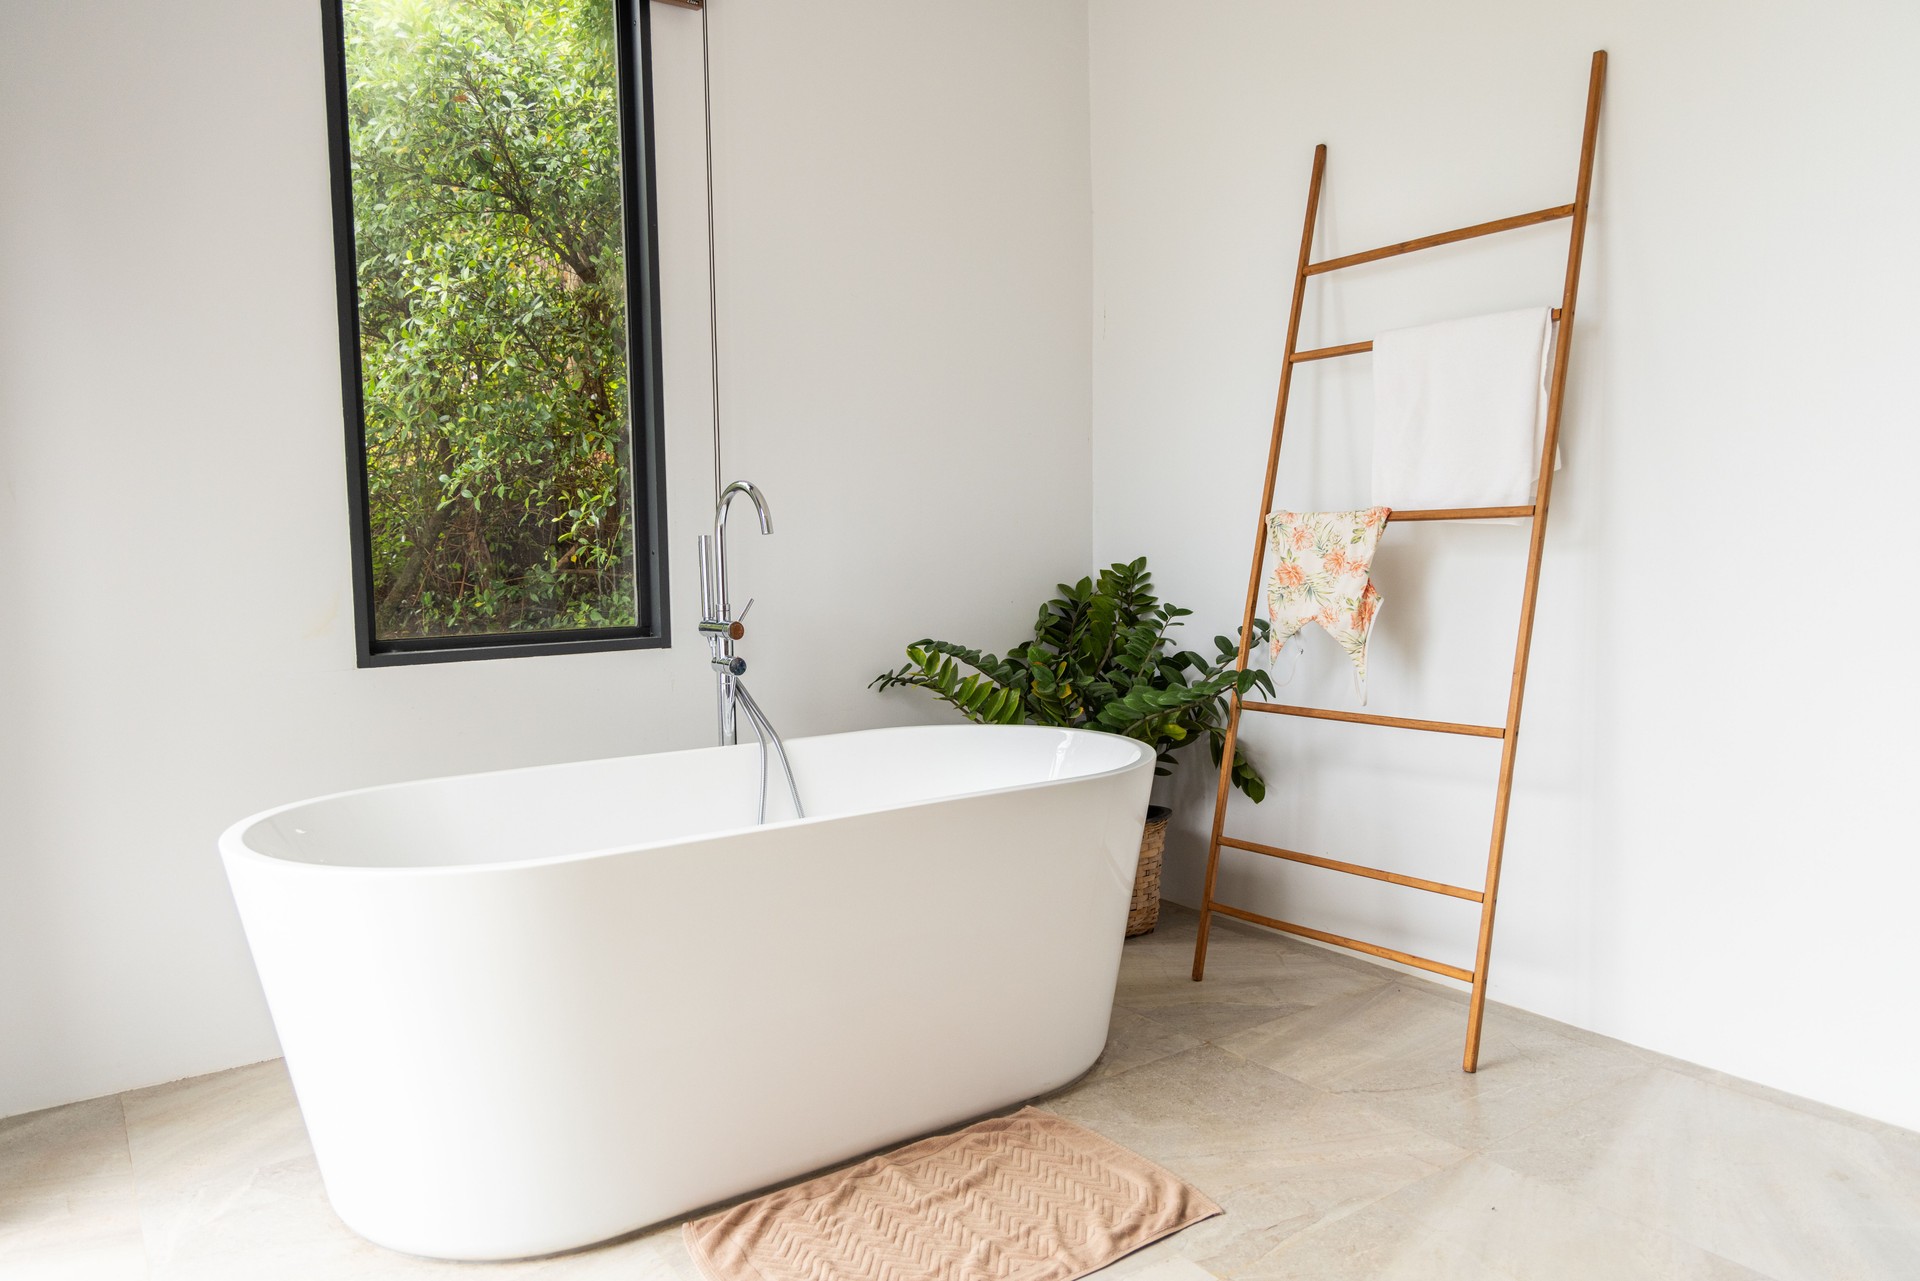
700 0 722 508
698 534 732 744
720 667 738 747
697 535 715 631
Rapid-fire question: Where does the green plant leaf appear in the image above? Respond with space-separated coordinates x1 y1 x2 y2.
871 559 1270 800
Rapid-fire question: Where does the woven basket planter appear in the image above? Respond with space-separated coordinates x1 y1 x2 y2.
1127 805 1173 937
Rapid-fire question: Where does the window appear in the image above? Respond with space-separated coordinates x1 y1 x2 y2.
322 0 667 665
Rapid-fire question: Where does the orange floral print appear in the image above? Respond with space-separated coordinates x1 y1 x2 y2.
1264 507 1391 701
1353 589 1379 631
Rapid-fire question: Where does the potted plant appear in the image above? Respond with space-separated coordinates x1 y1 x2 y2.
871 558 1272 935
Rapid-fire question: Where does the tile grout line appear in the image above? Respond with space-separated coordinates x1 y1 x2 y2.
116 1091 158 1280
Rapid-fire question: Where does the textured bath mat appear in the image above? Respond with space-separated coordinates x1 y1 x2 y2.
682 1106 1220 1281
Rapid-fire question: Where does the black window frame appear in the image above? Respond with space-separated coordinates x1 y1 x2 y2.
319 0 670 667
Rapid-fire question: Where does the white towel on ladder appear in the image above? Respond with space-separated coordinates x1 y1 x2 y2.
1370 306 1558 512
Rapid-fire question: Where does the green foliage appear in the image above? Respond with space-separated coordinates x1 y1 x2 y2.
345 0 636 638
871 559 1275 801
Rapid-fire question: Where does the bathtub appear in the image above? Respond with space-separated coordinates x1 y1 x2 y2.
219 724 1154 1261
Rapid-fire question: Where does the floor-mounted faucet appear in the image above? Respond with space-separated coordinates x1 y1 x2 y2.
698 481 803 823
700 479 769 745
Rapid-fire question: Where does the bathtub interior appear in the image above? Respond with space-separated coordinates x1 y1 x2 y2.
235 725 1149 871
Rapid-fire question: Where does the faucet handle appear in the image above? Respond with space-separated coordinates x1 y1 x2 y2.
737 598 755 622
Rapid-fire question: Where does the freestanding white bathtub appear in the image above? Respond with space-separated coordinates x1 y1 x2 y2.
219 724 1154 1261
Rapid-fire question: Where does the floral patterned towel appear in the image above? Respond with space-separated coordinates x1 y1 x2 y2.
1265 508 1390 701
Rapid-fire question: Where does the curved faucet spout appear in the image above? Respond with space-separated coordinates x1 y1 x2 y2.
710 480 771 626
718 480 773 537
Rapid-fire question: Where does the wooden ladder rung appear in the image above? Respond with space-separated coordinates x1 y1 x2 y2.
1240 700 1506 738
1291 338 1375 363
1220 836 1484 901
1392 506 1535 521
1212 902 1475 982
1292 308 1562 363
1303 205 1575 276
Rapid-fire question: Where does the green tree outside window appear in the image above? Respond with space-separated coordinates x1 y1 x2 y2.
344 0 638 640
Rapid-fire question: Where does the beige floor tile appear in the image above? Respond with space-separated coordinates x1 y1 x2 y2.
1650 1047 1920 1142
1116 905 1203 951
1245 1153 1772 1280
117 1061 680 1279
118 1061 332 1279
1116 926 1390 1044
0 1097 131 1198
1235 1201 1516 1280
1115 905 1271 977
1485 1065 1920 1281
119 1061 305 1194
1044 1044 1465 1275
0 1175 148 1281
1080 1236 1209 1279
1127 906 1370 982
1076 1006 1205 1085
1096 1254 1221 1280
1220 980 1644 1148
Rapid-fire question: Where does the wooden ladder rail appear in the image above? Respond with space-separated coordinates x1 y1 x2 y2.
1191 51 1606 1074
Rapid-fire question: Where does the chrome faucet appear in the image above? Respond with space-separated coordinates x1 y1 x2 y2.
699 480 771 746
698 481 803 823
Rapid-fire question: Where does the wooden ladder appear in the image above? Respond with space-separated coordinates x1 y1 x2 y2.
1191 50 1607 1073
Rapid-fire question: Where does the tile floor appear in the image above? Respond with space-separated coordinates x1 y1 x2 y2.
4 904 1916 1280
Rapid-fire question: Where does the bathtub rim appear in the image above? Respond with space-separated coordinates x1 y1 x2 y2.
218 723 1155 880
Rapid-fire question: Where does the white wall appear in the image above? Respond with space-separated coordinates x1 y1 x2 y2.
0 0 1091 1118
1089 0 1920 1129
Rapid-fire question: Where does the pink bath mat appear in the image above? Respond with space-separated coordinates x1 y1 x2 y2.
682 1105 1220 1281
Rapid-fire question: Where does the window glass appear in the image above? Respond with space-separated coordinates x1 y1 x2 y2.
328 0 664 661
